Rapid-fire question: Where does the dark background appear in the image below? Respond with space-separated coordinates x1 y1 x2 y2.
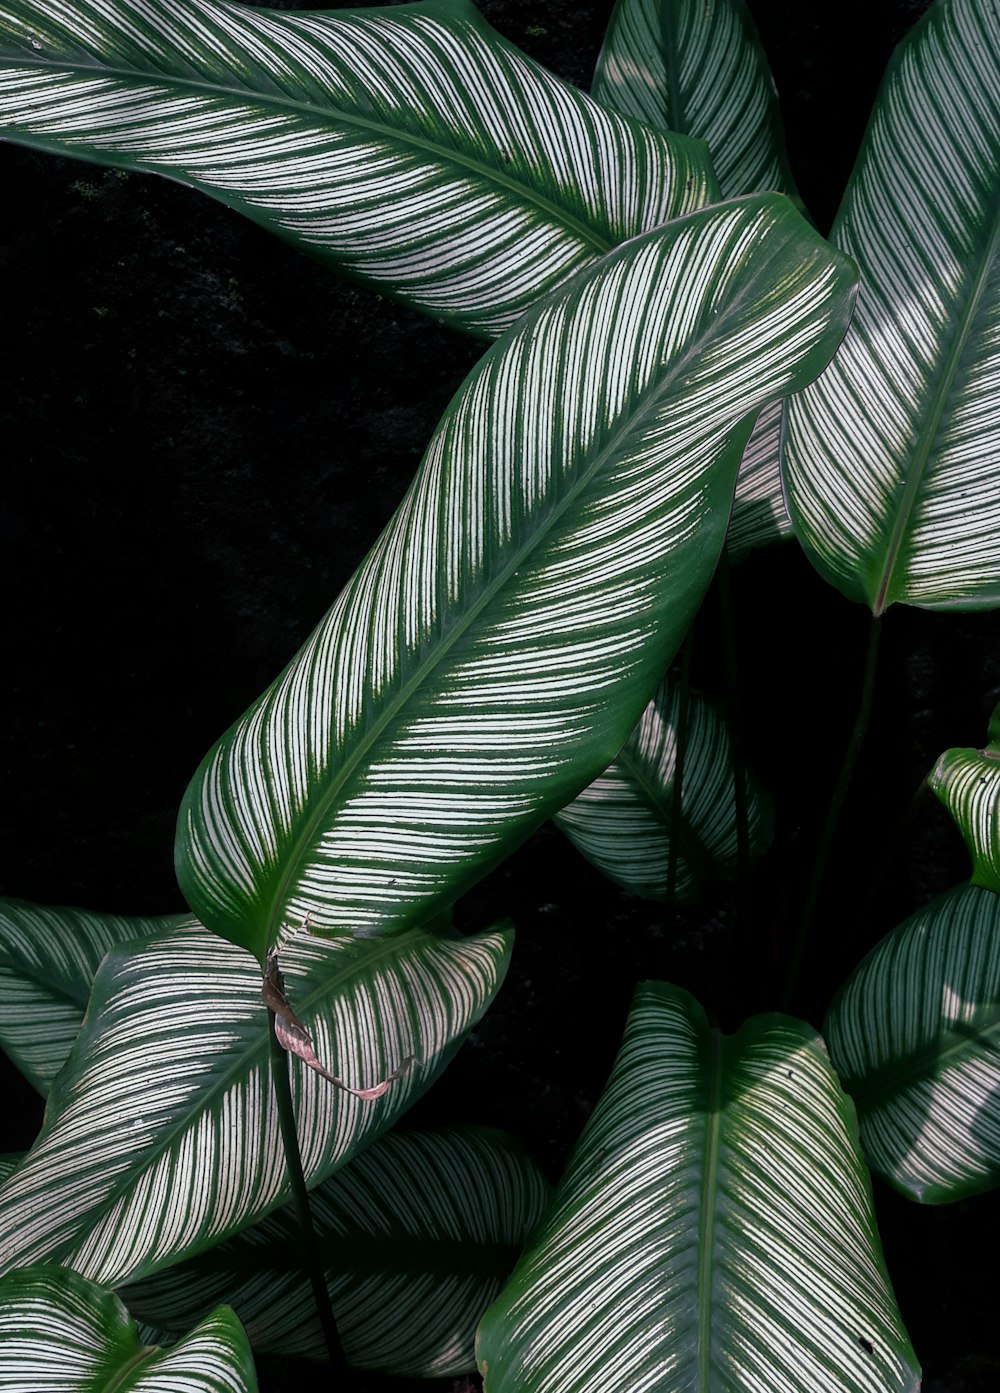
3 0 1000 1388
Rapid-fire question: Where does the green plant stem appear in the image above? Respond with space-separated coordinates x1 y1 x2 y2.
266 1008 349 1376
715 551 750 935
665 629 695 940
781 613 882 1012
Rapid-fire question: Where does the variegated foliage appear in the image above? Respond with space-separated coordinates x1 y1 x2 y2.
0 0 716 339
826 883 1000 1202
123 1127 549 1375
0 898 178 1096
0 1265 257 1392
476 982 918 1393
785 0 1000 612
928 700 1000 891
593 0 801 559
0 918 510 1288
175 196 856 963
554 674 771 902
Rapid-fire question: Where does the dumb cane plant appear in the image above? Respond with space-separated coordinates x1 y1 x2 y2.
1 0 1000 1388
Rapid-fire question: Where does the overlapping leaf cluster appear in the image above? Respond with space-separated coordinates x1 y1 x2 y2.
0 0 998 1388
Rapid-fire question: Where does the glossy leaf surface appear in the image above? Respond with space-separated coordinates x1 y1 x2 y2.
0 898 178 1096
477 982 918 1393
554 675 771 902
0 0 716 339
928 701 1000 891
592 0 799 558
785 0 1000 612
826 883 1000 1202
0 919 510 1287
124 1126 549 1375
176 194 856 961
0 1265 256 1392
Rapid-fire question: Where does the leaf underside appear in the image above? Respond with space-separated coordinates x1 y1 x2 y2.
826 883 1000 1203
784 0 1000 613
476 982 918 1393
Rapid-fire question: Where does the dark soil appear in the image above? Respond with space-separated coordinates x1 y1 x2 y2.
3 0 999 1389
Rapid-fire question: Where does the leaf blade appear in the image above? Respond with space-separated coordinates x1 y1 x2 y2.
0 918 510 1287
0 0 716 338
123 1126 550 1375
476 982 918 1392
784 0 1000 612
928 700 1000 891
825 882 1000 1202
176 194 857 961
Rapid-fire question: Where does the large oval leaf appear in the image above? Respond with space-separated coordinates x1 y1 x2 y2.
825 883 1000 1203
784 0 1000 612
592 0 800 558
0 1265 256 1392
928 701 1000 891
553 675 772 902
0 898 179 1096
123 1126 550 1375
176 194 857 962
476 982 918 1392
0 0 716 339
0 918 510 1287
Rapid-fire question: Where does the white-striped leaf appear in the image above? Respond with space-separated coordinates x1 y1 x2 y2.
928 701 1000 892
0 898 180 1096
784 0 1000 613
825 883 1000 1203
592 0 800 559
592 0 798 203
553 674 772 902
123 1126 550 1376
0 1266 256 1392
0 0 717 340
175 194 856 963
476 982 918 1393
0 917 510 1287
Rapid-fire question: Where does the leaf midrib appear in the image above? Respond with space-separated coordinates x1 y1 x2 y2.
871 199 1000 614
264 214 787 944
4 47 615 258
614 741 714 892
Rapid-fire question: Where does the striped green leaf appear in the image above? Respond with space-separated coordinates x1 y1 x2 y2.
476 982 918 1392
928 701 1000 891
592 0 800 558
0 0 717 340
553 675 772 902
784 0 1000 613
592 0 798 203
123 1126 549 1376
0 917 510 1287
0 898 180 1096
175 195 856 963
825 883 1000 1203
0 1266 256 1392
